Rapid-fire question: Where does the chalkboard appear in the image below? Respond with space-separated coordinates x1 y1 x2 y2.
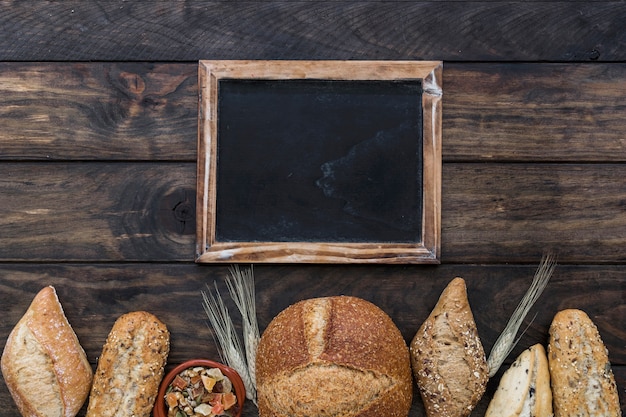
197 61 442 264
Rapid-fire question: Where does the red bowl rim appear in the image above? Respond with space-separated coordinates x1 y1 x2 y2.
153 358 246 417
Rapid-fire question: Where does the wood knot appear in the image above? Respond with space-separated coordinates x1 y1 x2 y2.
588 49 600 61
119 71 146 95
173 201 194 222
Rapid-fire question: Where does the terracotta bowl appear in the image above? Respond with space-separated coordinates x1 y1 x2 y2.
153 359 246 417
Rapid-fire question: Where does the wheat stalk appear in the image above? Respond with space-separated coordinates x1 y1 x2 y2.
224 265 260 389
201 283 257 404
487 252 557 377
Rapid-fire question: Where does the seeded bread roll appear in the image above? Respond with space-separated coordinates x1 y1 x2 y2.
410 277 489 417
1 286 93 417
485 343 553 417
548 309 621 417
85 311 170 417
256 295 412 417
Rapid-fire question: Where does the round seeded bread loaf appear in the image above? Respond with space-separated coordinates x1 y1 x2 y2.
256 295 412 417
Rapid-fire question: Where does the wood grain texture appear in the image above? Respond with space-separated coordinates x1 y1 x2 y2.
2 62 626 162
442 163 626 263
0 263 623 415
2 162 626 263
0 162 196 261
0 63 197 161
0 2 624 62
444 63 626 162
0 263 623 362
0 2 624 415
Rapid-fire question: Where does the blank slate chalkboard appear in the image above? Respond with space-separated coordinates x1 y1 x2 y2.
197 61 442 264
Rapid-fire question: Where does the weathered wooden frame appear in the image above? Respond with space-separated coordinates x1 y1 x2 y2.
197 60 442 264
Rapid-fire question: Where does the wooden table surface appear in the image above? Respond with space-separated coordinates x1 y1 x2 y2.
0 2 624 416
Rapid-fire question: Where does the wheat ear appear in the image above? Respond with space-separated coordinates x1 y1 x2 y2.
487 252 557 377
224 265 260 389
201 284 257 404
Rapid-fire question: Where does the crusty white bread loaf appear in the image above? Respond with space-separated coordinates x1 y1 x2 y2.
85 311 170 417
1 286 93 417
485 343 553 417
548 308 621 417
256 295 412 417
409 277 489 417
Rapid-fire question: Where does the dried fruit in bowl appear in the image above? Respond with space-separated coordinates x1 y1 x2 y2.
165 366 239 417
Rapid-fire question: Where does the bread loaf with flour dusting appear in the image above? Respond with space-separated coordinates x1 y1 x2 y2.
1 286 93 417
256 295 412 417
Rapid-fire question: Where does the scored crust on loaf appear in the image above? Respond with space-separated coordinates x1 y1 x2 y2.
410 277 489 417
3 324 63 416
303 297 331 358
1 286 93 417
86 311 170 417
256 296 412 417
485 343 552 417
548 309 621 417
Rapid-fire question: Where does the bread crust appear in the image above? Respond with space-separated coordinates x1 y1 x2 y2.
256 296 412 417
532 344 553 417
548 309 621 417
410 277 489 417
85 311 170 417
485 343 552 417
1 286 93 417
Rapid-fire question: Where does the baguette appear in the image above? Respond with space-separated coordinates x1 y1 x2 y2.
548 308 621 417
485 343 553 417
1 286 93 417
85 311 170 417
256 295 413 417
409 277 489 417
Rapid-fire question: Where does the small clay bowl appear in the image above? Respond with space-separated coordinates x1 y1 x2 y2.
153 359 246 417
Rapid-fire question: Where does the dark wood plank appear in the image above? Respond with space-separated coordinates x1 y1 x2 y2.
0 162 196 261
2 62 626 163
0 63 197 161
0 263 623 415
444 63 626 162
0 2 624 62
0 265 623 363
442 163 626 263
2 162 626 263
1 263 622 364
